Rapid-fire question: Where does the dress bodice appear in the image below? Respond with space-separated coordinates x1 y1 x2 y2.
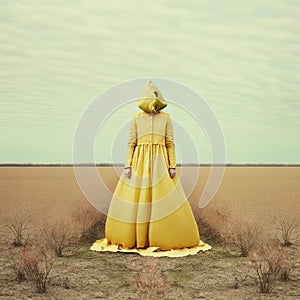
125 111 176 168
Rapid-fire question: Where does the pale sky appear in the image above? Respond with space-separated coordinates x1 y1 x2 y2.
1 0 299 164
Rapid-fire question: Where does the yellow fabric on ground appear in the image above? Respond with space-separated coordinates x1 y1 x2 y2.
90 238 211 258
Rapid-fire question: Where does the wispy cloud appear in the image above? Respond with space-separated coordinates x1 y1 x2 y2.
0 0 299 163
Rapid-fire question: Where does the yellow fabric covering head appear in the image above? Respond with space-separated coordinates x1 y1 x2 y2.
138 80 167 113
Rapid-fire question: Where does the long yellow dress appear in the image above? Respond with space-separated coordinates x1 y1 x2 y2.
90 81 211 256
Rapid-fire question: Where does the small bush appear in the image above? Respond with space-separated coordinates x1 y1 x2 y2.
70 204 105 243
196 205 231 245
230 220 263 257
194 205 264 257
279 254 295 282
249 245 289 293
273 212 299 246
40 218 79 257
14 244 55 293
5 211 32 247
39 204 104 256
132 257 170 299
9 247 27 283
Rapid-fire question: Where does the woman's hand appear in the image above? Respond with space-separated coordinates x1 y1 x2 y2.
124 167 132 179
169 168 176 178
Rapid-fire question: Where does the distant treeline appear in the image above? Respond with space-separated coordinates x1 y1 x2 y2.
0 163 299 167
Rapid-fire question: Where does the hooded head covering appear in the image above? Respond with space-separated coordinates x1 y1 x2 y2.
138 80 167 113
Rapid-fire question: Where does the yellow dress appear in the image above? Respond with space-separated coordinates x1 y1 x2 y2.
90 81 211 256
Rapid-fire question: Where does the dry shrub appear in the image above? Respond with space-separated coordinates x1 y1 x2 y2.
70 204 105 243
279 259 295 282
13 244 55 293
229 220 263 257
196 205 231 245
40 218 80 257
278 248 295 282
5 210 32 247
273 212 299 246
39 203 104 256
249 245 290 293
195 204 263 256
132 257 170 299
9 247 27 283
231 266 252 289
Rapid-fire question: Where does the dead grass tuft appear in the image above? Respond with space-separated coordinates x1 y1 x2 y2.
132 257 170 299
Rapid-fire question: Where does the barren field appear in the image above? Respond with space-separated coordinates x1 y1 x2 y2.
0 166 299 299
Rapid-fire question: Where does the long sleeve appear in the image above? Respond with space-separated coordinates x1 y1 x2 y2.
125 117 137 168
165 116 176 168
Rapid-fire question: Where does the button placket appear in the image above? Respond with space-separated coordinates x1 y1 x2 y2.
149 114 152 143
149 114 153 181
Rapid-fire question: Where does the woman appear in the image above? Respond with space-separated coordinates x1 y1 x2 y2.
91 80 210 255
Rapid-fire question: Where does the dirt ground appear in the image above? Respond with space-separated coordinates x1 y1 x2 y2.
1 166 299 224
0 166 299 299
0 229 299 300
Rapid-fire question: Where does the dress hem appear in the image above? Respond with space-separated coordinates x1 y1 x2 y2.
89 238 212 258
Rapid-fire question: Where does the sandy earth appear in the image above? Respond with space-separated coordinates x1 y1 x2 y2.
1 166 299 224
0 166 299 299
0 232 299 300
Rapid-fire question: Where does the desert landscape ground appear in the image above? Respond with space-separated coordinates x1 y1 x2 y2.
0 166 299 299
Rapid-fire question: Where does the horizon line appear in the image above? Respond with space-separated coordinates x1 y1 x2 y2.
0 163 300 167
